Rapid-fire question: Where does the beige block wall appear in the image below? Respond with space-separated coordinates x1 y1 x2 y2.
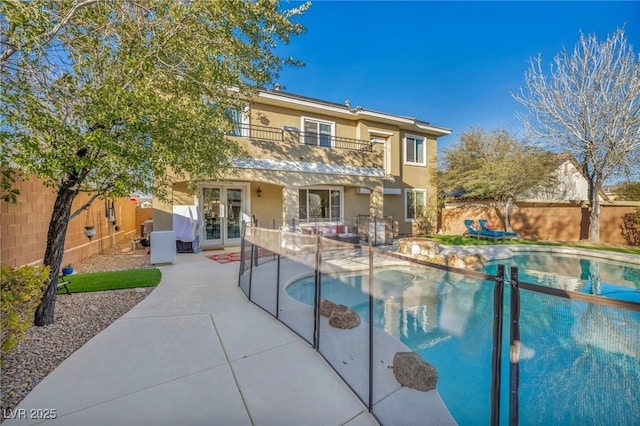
1 173 138 268
441 202 639 245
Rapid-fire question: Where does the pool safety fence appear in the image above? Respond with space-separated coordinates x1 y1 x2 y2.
238 222 640 426
251 216 394 246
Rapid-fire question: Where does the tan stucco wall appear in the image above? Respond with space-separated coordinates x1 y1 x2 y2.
153 97 446 240
250 102 360 140
344 188 371 218
153 167 385 232
251 182 283 224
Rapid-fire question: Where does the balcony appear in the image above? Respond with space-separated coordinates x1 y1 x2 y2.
230 123 373 152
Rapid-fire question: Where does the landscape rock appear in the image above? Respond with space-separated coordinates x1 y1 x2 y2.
328 304 361 329
392 352 438 392
447 254 467 269
320 298 336 317
396 239 490 272
416 253 448 265
463 253 487 270
398 238 440 257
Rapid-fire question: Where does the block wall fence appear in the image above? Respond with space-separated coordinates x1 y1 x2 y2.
1 173 153 268
441 201 640 246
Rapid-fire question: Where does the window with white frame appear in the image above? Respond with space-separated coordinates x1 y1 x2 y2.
299 187 342 221
404 134 426 165
405 189 426 221
226 105 249 137
370 136 391 174
302 117 334 147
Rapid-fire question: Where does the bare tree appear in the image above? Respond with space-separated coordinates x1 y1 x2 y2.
513 27 640 241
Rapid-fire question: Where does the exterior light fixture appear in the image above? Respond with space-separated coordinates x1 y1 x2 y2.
256 186 263 198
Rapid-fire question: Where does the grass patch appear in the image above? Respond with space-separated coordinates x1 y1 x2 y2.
58 269 161 294
427 235 640 256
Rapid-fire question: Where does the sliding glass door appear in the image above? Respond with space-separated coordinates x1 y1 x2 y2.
201 185 247 246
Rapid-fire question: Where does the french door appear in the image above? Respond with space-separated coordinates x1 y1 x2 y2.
200 184 248 246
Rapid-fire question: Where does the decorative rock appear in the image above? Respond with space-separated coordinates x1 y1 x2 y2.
328 304 361 329
395 238 491 272
320 298 335 317
463 253 487 270
392 352 438 392
417 254 447 265
398 237 441 257
447 254 467 269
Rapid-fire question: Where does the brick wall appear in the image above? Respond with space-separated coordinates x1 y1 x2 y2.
441 201 640 246
1 173 139 268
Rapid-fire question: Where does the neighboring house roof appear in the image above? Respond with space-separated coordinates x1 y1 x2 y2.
520 153 609 202
254 89 451 137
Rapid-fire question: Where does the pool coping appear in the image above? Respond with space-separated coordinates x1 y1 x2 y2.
437 243 640 265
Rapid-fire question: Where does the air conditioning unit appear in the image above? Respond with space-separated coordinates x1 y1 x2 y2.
150 231 176 264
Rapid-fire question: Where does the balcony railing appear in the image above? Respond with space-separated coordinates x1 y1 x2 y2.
229 122 284 142
230 122 373 152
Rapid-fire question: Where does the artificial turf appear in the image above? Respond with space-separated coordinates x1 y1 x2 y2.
57 268 161 294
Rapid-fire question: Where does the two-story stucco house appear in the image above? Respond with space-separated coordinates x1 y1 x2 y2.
153 89 450 249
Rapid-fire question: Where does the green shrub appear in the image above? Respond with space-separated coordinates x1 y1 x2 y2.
1 264 49 356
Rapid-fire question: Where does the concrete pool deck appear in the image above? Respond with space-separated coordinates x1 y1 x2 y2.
7 241 636 425
4 250 381 426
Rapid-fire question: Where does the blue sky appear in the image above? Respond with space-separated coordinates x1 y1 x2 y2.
276 1 640 150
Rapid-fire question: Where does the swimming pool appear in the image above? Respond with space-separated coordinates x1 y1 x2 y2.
286 252 640 426
485 252 640 302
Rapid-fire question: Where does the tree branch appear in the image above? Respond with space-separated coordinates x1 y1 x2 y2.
1 0 99 67
70 186 112 220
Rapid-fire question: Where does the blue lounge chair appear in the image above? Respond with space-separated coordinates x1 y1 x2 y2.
479 219 520 240
463 219 505 242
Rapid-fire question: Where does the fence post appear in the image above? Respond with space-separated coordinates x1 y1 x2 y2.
276 253 281 319
509 266 521 426
368 238 374 411
248 242 255 300
313 234 321 350
491 264 506 426
374 216 378 246
238 221 246 287
252 216 259 266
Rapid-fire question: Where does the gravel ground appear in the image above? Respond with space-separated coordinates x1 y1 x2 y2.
1 246 154 418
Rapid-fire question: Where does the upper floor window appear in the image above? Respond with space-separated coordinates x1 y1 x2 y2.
404 134 425 166
302 117 334 147
370 136 391 174
226 106 249 137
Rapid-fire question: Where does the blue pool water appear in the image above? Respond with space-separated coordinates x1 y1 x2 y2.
286 252 640 426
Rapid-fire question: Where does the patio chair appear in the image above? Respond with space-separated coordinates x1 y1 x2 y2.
478 219 520 240
463 219 505 242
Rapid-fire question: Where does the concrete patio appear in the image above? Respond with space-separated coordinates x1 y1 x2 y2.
4 250 378 426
